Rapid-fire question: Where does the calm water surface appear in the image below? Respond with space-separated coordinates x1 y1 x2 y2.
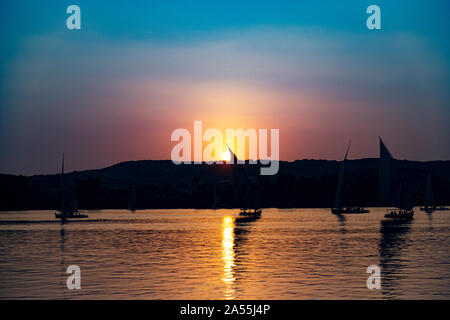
0 208 449 299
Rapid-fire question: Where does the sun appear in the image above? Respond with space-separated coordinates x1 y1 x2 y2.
222 150 231 162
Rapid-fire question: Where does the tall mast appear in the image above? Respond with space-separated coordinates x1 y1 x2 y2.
60 153 65 214
228 145 262 210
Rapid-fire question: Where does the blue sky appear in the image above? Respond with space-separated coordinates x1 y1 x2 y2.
1 1 449 174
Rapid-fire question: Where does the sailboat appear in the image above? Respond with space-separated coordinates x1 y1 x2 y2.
331 140 370 214
228 146 262 216
54 153 88 219
128 185 136 212
379 138 414 219
420 174 449 213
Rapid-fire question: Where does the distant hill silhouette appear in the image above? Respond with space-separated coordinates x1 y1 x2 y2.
1 159 449 210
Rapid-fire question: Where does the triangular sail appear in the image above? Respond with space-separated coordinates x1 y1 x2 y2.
379 137 413 210
379 137 393 205
334 140 351 209
228 146 262 210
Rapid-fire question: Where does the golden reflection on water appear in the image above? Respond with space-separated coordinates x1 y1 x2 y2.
221 216 236 300
2 209 450 299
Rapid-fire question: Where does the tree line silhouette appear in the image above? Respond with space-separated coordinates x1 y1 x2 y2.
0 159 449 210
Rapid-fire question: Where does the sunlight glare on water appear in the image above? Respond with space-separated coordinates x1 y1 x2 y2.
222 216 236 300
0 208 449 299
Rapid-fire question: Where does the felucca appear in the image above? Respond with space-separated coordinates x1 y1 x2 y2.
379 138 414 219
54 153 88 220
228 146 262 217
331 140 370 214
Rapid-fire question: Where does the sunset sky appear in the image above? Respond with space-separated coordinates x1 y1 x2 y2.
1 1 449 175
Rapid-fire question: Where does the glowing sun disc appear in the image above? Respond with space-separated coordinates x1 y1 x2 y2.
222 150 231 162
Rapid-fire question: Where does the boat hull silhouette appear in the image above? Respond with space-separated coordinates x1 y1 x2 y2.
384 209 414 220
239 208 262 217
55 212 88 219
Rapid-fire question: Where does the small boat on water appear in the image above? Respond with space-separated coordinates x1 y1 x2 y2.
228 146 262 217
384 209 414 219
239 208 262 216
379 137 414 220
128 185 137 213
426 206 450 211
419 174 449 213
331 140 370 214
54 153 88 220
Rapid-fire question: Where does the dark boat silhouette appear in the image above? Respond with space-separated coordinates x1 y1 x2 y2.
331 140 369 214
379 138 414 220
228 146 262 217
54 153 88 220
419 173 449 213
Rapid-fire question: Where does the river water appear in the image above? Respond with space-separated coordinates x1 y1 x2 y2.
0 208 449 299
